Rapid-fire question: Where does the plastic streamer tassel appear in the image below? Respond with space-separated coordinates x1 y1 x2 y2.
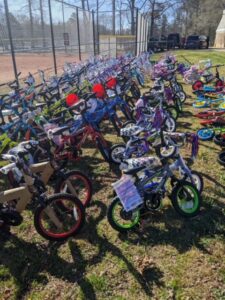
152 108 163 130
191 134 199 159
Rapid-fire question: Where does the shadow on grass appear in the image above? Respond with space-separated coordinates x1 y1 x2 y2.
177 121 193 129
118 199 225 255
198 142 220 152
69 200 164 298
181 111 193 118
200 172 225 189
0 200 164 299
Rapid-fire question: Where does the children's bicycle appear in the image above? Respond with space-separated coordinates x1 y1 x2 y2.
107 135 202 233
0 152 85 241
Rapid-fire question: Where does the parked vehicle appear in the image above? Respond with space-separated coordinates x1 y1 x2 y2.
199 35 209 49
148 36 167 52
167 33 181 49
185 35 209 49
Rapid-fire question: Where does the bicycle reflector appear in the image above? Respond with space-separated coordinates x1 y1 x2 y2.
92 83 106 99
66 94 79 107
106 77 117 89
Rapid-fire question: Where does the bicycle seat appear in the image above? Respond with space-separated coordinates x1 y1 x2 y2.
49 126 70 136
9 145 29 156
11 103 21 109
35 102 46 109
123 165 145 175
120 125 143 137
83 92 96 100
68 99 86 113
49 116 64 124
2 109 13 116
11 116 20 122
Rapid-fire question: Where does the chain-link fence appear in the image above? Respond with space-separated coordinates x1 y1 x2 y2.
0 0 149 85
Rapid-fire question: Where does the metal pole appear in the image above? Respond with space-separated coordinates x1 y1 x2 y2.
4 0 18 81
48 0 57 74
119 10 122 35
112 0 115 35
135 8 138 56
139 15 143 54
108 36 110 58
76 7 81 60
143 17 147 51
92 10 96 56
97 0 99 54
62 1 67 53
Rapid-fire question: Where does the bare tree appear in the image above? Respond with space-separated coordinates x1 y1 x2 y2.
39 0 46 48
146 0 180 38
28 0 34 48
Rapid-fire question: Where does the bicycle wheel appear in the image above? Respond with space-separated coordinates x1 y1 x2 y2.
163 116 176 132
34 194 85 241
171 181 201 218
166 105 179 120
110 144 126 164
56 170 92 207
107 197 140 233
197 128 214 140
218 151 225 166
213 134 225 147
155 144 176 158
182 171 204 194
176 91 186 103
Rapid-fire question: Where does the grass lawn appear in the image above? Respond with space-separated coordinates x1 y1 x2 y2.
0 50 225 300
152 49 225 65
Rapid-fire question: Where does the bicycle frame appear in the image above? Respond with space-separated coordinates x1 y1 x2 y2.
0 185 32 212
0 169 69 229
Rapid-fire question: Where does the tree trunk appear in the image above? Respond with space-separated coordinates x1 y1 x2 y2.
28 0 34 49
150 0 156 38
131 0 135 35
39 0 46 48
112 0 115 34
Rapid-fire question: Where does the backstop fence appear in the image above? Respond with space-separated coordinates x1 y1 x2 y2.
0 0 149 84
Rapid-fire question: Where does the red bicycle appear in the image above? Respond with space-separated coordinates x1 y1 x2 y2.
34 97 111 165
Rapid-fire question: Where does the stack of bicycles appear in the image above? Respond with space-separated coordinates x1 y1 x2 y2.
0 52 203 240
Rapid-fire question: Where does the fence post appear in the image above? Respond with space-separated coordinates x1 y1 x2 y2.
96 0 99 54
48 0 57 74
135 8 138 56
139 15 143 54
76 7 81 61
4 0 18 82
92 10 96 56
